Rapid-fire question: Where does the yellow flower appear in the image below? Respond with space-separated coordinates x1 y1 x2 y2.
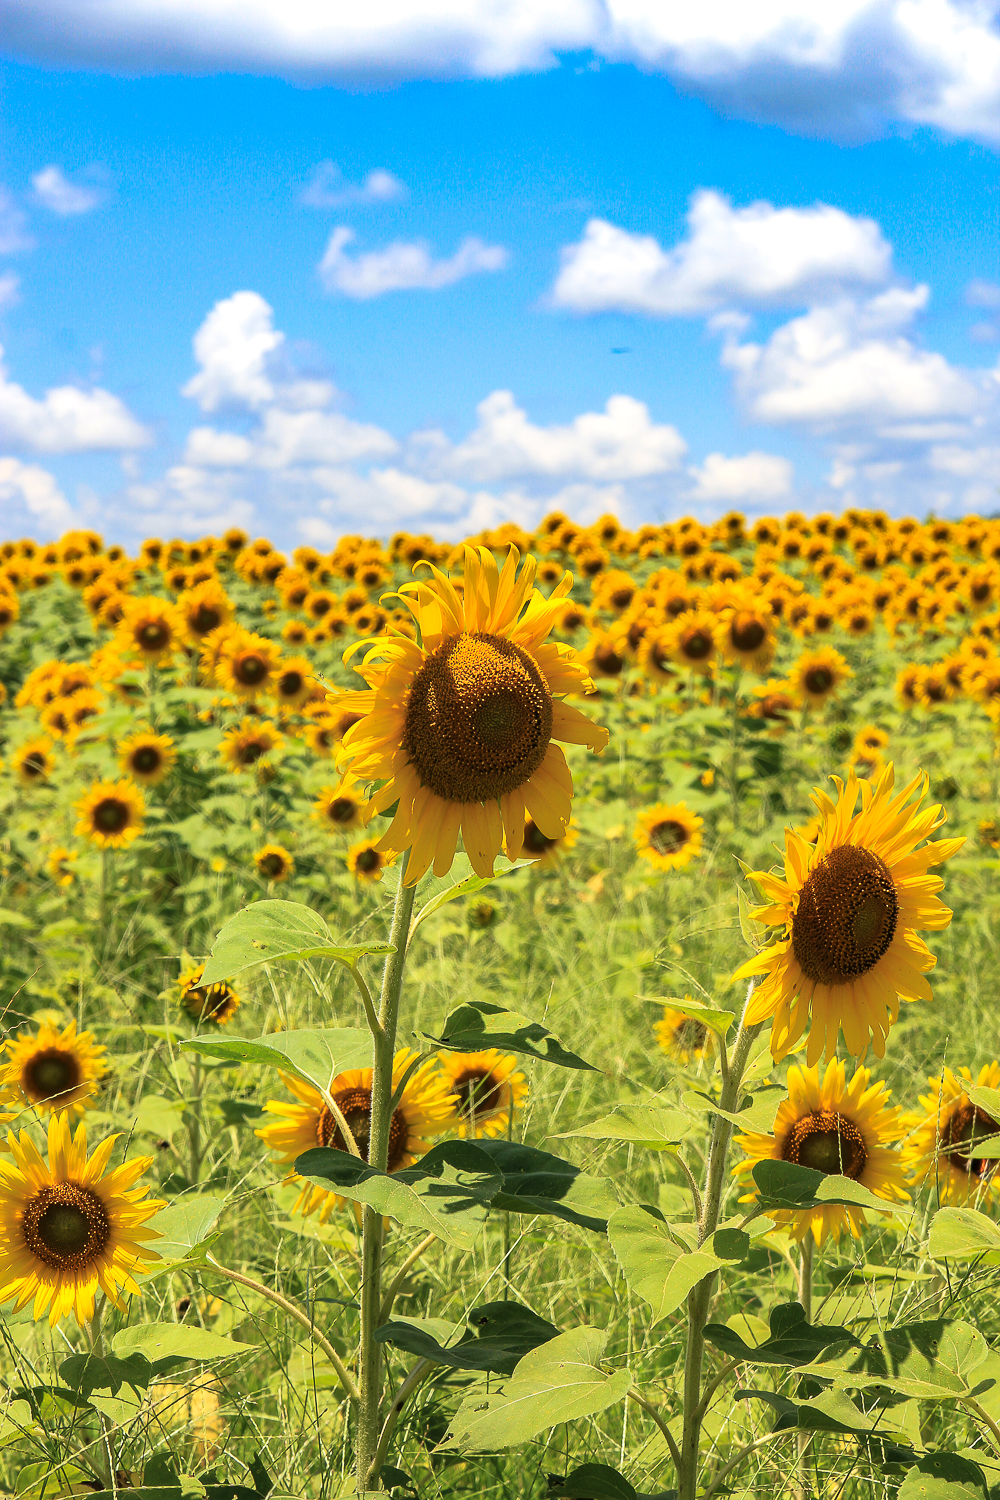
178 578 233 641
901 1062 1000 1206
219 718 282 773
734 1059 909 1245
75 779 145 849
347 839 396 883
272 655 314 709
116 596 184 663
312 785 364 832
333 546 608 884
517 816 578 867
661 611 718 673
439 1051 528 1138
0 1112 164 1326
46 848 78 887
215 631 282 700
655 1003 715 1063
256 1049 455 1221
118 730 177 786
13 738 56 787
634 803 703 872
789 646 852 707
735 765 963 1064
254 843 294 882
178 963 240 1026
714 602 777 673
0 1020 108 1119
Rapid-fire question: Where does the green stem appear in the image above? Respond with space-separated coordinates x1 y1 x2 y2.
357 850 416 1494
89 1298 116 1493
677 984 760 1500
796 1232 814 1499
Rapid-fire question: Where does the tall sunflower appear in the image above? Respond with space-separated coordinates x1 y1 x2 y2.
734 765 963 1064
734 1059 909 1245
332 547 608 885
715 603 777 674
256 1049 455 1222
254 843 294 883
439 1050 527 1138
75 779 145 850
902 1062 1000 1206
662 612 717 673
789 646 852 708
116 597 183 664
178 963 240 1026
0 1113 164 1326
216 631 282 700
0 1020 108 1119
118 730 177 786
634 803 703 872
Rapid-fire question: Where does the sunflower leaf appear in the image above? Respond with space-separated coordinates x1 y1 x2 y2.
426 999 596 1070
928 1207 1000 1259
137 1193 228 1276
608 1206 750 1323
200 899 393 985
899 1453 990 1500
750 1159 908 1216
476 1140 618 1231
637 994 736 1036
705 1301 857 1366
113 1323 256 1363
376 1301 559 1374
554 1103 691 1150
180 1027 372 1096
797 1319 989 1398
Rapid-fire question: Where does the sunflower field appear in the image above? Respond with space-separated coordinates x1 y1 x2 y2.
0 511 1000 1500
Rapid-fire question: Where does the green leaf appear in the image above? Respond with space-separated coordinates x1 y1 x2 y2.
738 1385 903 1436
478 1140 617 1232
899 1453 989 1500
131 1094 187 1139
376 1301 559 1374
553 1464 669 1499
684 1087 783 1135
608 1207 749 1323
113 1323 256 1363
638 994 735 1037
181 1028 372 1097
704 1302 857 1367
141 1194 226 1273
751 1159 907 1217
426 999 596 1071
0 1400 31 1448
555 1104 691 1151
799 1320 989 1399
929 1207 1000 1259
59 1351 152 1396
439 1326 631 1452
409 860 521 937
200 899 393 985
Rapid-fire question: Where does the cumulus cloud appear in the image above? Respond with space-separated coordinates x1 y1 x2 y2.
551 191 893 317
301 162 406 208
318 227 508 297
181 291 286 412
688 450 794 502
0 189 32 255
31 165 102 215
0 344 151 453
184 408 397 469
0 456 74 533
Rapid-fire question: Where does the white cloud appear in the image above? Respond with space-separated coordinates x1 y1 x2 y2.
301 162 406 208
0 189 32 255
968 279 1000 311
184 408 397 469
182 291 286 412
0 456 74 533
0 344 151 453
688 450 794 502
318 227 508 297
417 390 687 482
31 165 102 216
551 191 893 317
0 272 20 309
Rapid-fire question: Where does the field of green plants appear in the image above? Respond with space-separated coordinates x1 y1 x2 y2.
1 511 999 1500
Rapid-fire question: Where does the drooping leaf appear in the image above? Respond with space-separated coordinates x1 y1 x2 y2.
798 1320 989 1399
704 1301 857 1367
928 1207 1000 1259
409 860 521 937
439 1326 631 1451
899 1453 989 1500
181 1028 372 1096
426 999 596 1071
551 1464 639 1498
638 994 735 1037
200 899 393 985
59 1352 152 1397
140 1194 227 1275
751 1159 907 1217
738 1385 910 1437
113 1322 256 1363
376 1301 559 1374
555 1104 690 1151
608 1207 748 1323
476 1140 617 1232
684 1087 784 1135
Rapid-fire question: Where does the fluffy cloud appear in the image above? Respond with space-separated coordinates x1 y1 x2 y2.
0 345 150 453
301 162 406 209
181 291 285 412
688 451 794 502
0 456 74 533
318 227 508 297
184 408 397 469
552 191 893 316
417 390 687 482
31 165 102 215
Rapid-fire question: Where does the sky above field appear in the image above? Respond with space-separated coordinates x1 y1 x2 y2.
0 2 999 548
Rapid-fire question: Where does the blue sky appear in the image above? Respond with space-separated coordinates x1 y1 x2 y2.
1 2 999 547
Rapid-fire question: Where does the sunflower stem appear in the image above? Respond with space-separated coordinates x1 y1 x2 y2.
677 982 760 1500
357 850 415 1494
796 1231 815 1500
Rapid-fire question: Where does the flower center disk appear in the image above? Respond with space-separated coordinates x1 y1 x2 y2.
22 1183 111 1270
317 1089 408 1171
403 631 553 803
792 844 899 985
24 1048 81 1102
782 1109 868 1178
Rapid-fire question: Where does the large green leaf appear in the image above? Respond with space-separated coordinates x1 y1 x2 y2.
113 1323 256 1363
704 1302 857 1367
440 1326 631 1451
140 1194 227 1277
928 1207 1000 1259
684 1086 784 1135
200 899 393 985
638 994 735 1037
409 859 521 936
376 1301 558 1374
751 1159 908 1216
798 1320 989 1399
555 1104 691 1151
425 999 596 1070
181 1028 372 1096
554 1464 675 1499
476 1140 617 1232
738 1385 910 1439
608 1207 748 1323
899 1453 989 1500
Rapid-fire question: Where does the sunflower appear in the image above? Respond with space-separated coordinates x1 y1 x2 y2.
634 803 703 872
282 620 310 647
734 1059 909 1245
178 963 240 1026
46 848 78 887
901 1062 1000 1207
116 597 183 663
849 726 889 778
748 680 795 725
75 779 145 850
662 611 718 673
254 843 294 883
0 1020 108 1119
583 626 628 678
655 1002 715 1064
178 579 233 641
118 730 177 786
638 626 680 685
312 785 364 832
347 839 396 883
256 1049 455 1221
789 646 852 708
0 1112 164 1326
715 603 777 673
13 738 55 787
734 765 963 1064
219 718 283 773
273 656 314 709
216 631 282 700
333 547 608 885
439 1051 528 1138
518 816 578 867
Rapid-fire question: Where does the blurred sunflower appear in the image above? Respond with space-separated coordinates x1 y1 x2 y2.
734 1058 908 1245
789 646 852 708
748 680 795 726
178 963 240 1026
46 848 77 887
517 817 578 867
439 1050 527 1137
902 1062 1000 1206
282 620 310 647
118 730 177 786
13 738 55 787
254 843 294 882
662 612 717 673
75 779 145 850
219 718 282 772
333 546 608 884
347 839 396 883
655 1002 714 1064
256 1049 455 1221
216 631 282 700
638 626 680 685
178 579 233 641
735 765 963 1064
312 785 364 832
634 803 703 872
582 626 628 678
116 597 183 663
272 656 314 710
1 1020 108 1119
715 603 777 673
0 1112 164 1326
